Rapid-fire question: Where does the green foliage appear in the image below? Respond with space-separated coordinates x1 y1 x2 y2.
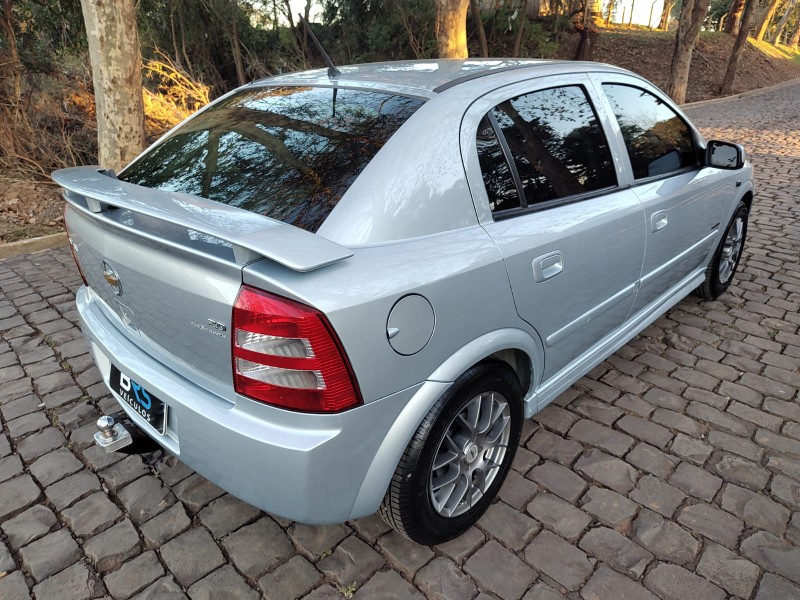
11 0 86 73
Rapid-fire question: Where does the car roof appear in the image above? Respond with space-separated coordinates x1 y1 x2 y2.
251 59 631 98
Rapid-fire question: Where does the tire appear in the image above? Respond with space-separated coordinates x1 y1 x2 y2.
378 360 523 545
695 201 748 300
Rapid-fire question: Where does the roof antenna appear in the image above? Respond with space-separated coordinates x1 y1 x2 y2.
297 14 340 79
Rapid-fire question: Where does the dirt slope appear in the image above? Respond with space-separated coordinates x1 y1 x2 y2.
590 30 800 103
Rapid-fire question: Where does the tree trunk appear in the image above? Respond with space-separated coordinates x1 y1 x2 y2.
724 0 746 34
435 0 470 58
755 0 784 41
80 0 145 171
721 0 758 94
231 7 246 86
791 20 800 46
0 0 22 107
513 0 529 56
659 0 675 29
771 0 796 42
666 0 712 103
470 0 488 57
606 0 616 25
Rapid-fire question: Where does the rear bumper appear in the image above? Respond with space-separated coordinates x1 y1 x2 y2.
76 286 433 523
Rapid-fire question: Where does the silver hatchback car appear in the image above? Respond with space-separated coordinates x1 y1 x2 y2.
55 59 752 545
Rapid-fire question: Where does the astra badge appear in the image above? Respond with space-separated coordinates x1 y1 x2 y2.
102 261 122 296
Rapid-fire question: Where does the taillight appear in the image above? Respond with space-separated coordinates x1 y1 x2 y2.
64 206 88 287
232 285 362 413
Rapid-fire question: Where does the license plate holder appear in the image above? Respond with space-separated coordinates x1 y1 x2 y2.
110 365 167 435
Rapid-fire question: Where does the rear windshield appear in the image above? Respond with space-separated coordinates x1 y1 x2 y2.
119 86 424 232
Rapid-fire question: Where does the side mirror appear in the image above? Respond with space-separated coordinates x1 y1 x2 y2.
706 140 745 169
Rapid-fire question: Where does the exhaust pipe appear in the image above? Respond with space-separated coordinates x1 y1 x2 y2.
94 413 162 455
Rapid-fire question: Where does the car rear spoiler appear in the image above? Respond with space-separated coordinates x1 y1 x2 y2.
52 166 353 272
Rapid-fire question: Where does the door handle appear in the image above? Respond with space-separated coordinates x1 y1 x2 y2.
533 251 563 282
651 210 668 232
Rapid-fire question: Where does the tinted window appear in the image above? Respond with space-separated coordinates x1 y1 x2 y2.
120 87 424 232
476 116 521 212
602 83 696 180
491 86 616 208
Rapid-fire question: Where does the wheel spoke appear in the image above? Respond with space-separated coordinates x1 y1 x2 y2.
431 463 460 491
486 415 510 444
433 448 459 471
443 474 469 516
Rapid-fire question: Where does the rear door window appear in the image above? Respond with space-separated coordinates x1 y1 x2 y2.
602 83 697 180
119 87 424 232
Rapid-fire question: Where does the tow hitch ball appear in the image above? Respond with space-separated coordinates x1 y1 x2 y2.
93 415 133 453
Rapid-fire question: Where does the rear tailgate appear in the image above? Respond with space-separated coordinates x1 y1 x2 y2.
56 166 353 399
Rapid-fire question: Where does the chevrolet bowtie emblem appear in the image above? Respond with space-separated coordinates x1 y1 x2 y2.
102 261 122 296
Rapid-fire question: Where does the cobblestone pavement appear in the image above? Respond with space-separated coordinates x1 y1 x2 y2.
1 82 800 600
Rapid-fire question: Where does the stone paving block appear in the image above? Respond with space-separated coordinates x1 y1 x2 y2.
31 562 101 600
766 454 800 482
707 430 763 462
631 509 700 566
84 519 142 573
6 411 49 440
42 385 83 409
99 454 149 494
721 483 790 536
616 415 673 449
1 394 40 421
0 473 41 521
615 394 655 418
160 527 225 588
1 504 57 550
16 427 66 462
348 514 391 544
512 446 540 473
29 447 83 487
0 571 29 599
117 475 176 524
258 555 320 600
626 443 679 479
579 526 652 579
0 540 14 573
45 468 101 510
434 526 484 566
534 406 579 435
354 570 425 600
740 530 800 585
104 551 165 600
140 502 191 549
287 523 349 560
477 500 540 551
415 556 478 600
571 396 625 425
172 473 225 514
669 433 713 466
187 565 259 600
0 455 23 484
696 541 760 598
756 427 800 456
710 452 771 491
302 585 341 600
527 491 590 542
378 530 435 576
668 461 722 501
222 517 294 580
196 493 261 539
527 429 583 466
528 460 588 503
755 574 800 600
465 539 537 600
787 512 800 547
651 408 702 437
498 469 538 509
317 535 384 586
62 491 122 537
581 565 658 600
629 475 686 518
524 530 593 592
522 583 566 600
643 388 687 412
676 503 743 549
19 528 81 582
132 576 188 600
574 449 638 494
581 487 638 531
80 443 126 472
644 562 725 600
568 419 634 457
